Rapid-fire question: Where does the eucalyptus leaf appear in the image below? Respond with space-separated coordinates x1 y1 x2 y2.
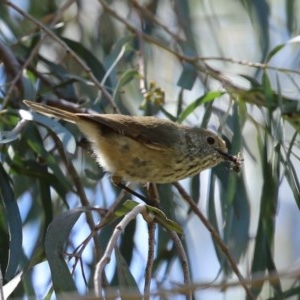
0 163 22 280
178 91 224 123
20 109 76 154
44 207 92 293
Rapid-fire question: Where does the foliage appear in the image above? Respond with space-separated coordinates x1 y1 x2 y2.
0 0 300 299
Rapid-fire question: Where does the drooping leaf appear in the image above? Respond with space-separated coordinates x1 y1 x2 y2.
44 208 91 293
176 62 197 91
115 247 141 299
250 133 281 297
20 109 76 154
62 37 111 86
0 163 22 280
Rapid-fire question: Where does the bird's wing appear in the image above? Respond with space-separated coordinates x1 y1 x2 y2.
77 114 181 151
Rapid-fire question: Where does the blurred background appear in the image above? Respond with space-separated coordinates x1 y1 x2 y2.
1 0 300 299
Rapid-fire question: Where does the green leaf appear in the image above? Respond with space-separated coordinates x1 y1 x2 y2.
20 109 76 154
283 132 300 209
44 208 90 293
159 107 177 122
176 62 197 90
114 200 139 217
115 247 141 299
239 74 262 88
62 37 111 86
115 200 182 234
26 131 73 195
22 75 36 100
262 71 275 110
156 184 177 255
207 175 224 266
146 205 183 234
265 44 285 62
250 133 280 296
0 163 22 280
9 156 70 204
113 69 141 101
178 91 224 123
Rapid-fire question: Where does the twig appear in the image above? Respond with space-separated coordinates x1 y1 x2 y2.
94 267 300 299
169 231 192 300
199 56 300 76
3 0 75 107
94 203 149 296
144 222 156 300
173 181 255 300
147 183 191 300
130 0 183 43
3 0 118 112
143 183 158 299
49 131 102 260
98 0 300 92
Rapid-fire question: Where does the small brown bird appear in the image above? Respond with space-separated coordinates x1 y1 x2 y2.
23 100 242 184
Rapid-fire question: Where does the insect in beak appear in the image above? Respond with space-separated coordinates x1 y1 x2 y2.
215 148 243 173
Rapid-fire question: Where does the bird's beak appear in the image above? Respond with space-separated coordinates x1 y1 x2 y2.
215 148 237 163
215 148 243 173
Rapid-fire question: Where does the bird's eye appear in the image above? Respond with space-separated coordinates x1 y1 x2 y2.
206 136 215 145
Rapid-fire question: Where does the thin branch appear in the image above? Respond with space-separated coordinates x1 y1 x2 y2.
3 0 75 106
94 203 148 296
173 181 255 300
147 183 191 300
199 56 300 76
49 131 102 260
130 0 183 43
169 231 192 300
144 222 156 300
3 0 118 112
97 267 300 299
98 0 300 91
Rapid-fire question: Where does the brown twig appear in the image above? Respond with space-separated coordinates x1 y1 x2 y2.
143 183 158 299
98 266 300 299
173 181 255 300
144 222 156 300
169 231 192 300
147 183 192 300
49 131 102 261
94 204 149 296
98 0 300 91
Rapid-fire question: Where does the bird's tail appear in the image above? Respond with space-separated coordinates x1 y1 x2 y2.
23 100 79 123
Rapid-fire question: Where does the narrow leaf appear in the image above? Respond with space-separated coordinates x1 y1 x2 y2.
0 163 23 280
115 247 141 299
178 91 224 123
20 109 76 154
44 208 90 293
62 37 110 86
113 69 141 101
3 271 23 299
176 62 197 90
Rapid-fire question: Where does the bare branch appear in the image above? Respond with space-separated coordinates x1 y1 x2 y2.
173 181 255 300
